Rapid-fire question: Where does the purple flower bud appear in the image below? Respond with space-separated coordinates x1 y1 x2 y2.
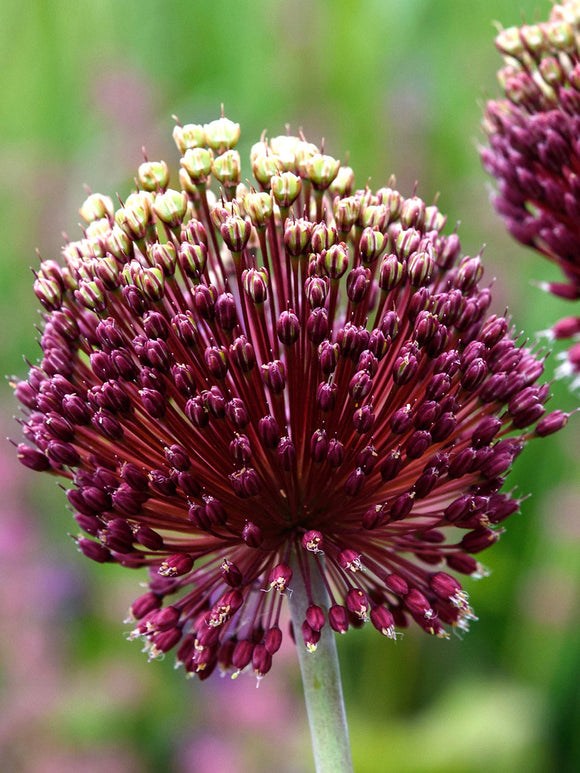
158 553 194 577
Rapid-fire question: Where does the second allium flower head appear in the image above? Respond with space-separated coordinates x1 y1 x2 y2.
16 114 568 680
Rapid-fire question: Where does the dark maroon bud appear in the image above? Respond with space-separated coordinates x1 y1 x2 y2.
380 448 403 482
385 573 408 596
230 434 252 465
121 462 149 491
390 405 413 434
327 438 345 467
277 310 300 346
446 553 483 576
151 627 182 654
231 639 254 672
460 527 499 553
122 284 148 315
204 346 228 379
230 335 256 372
171 363 196 398
208 589 244 627
149 470 177 497
226 397 249 428
318 341 339 375
378 254 404 291
344 467 365 496
472 416 502 447
348 371 372 401
329 604 349 633
462 358 488 390
268 563 292 593
140 388 166 418
448 447 476 478
174 471 199 495
265 626 283 654
205 386 226 418
405 589 433 618
357 444 377 473
353 405 375 434
356 351 378 377
194 284 218 320
46 440 80 466
346 588 370 620
89 351 114 381
109 349 137 380
302 529 324 553
14 381 38 410
486 494 520 524
255 414 278 449
305 604 326 632
135 524 164 550
17 444 50 471
346 266 371 303
413 467 440 498
252 643 272 678
100 517 134 553
444 495 475 523
481 451 513 478
535 410 570 437
412 400 439 429
393 352 418 385
391 492 414 520
430 412 457 442
362 503 387 529
301 621 321 651
479 315 508 348
337 323 370 359
82 485 112 512
426 373 451 401
317 382 336 412
230 467 261 497
158 553 194 577
184 396 206 428
131 592 162 620
143 311 169 340
305 276 329 308
338 548 362 572
370 606 396 638
179 242 207 279
77 537 112 563
220 559 243 587
306 307 329 344
262 360 286 394
277 436 296 470
151 605 181 632
310 429 328 462
213 292 238 331
112 486 144 516
171 312 198 347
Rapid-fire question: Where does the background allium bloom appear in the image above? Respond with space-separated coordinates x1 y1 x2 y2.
14 113 568 681
481 0 580 381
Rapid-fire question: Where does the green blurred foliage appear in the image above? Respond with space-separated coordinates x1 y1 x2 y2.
1 1 579 772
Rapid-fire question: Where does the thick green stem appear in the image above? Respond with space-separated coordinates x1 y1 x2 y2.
288 550 354 773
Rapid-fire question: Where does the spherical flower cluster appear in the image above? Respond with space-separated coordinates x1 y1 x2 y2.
481 0 580 382
15 113 568 680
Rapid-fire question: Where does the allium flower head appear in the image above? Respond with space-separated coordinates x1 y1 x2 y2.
14 113 568 680
481 0 580 380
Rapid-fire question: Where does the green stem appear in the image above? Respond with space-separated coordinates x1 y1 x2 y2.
288 550 354 773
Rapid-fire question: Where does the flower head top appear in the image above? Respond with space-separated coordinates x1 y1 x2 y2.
481 0 580 380
15 113 568 680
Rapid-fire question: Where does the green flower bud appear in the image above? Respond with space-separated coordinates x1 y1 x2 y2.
138 160 170 192
424 205 447 232
252 154 283 188
148 242 177 276
85 218 111 244
306 153 340 190
173 123 205 153
115 192 153 239
244 191 273 227
295 141 319 177
359 227 385 265
333 195 360 234
495 26 525 58
79 193 114 223
322 243 349 279
106 225 133 261
361 204 389 231
180 147 214 184
270 172 302 207
243 267 269 303
329 166 354 197
212 150 241 188
153 189 188 227
269 135 302 171
204 117 241 152
376 187 403 221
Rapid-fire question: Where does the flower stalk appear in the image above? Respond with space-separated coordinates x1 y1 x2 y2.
288 550 353 773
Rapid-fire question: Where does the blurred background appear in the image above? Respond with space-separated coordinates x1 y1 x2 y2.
1 0 579 771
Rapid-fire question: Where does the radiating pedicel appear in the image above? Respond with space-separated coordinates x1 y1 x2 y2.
14 114 570 680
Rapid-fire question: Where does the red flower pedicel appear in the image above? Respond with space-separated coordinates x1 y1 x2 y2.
14 114 569 681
